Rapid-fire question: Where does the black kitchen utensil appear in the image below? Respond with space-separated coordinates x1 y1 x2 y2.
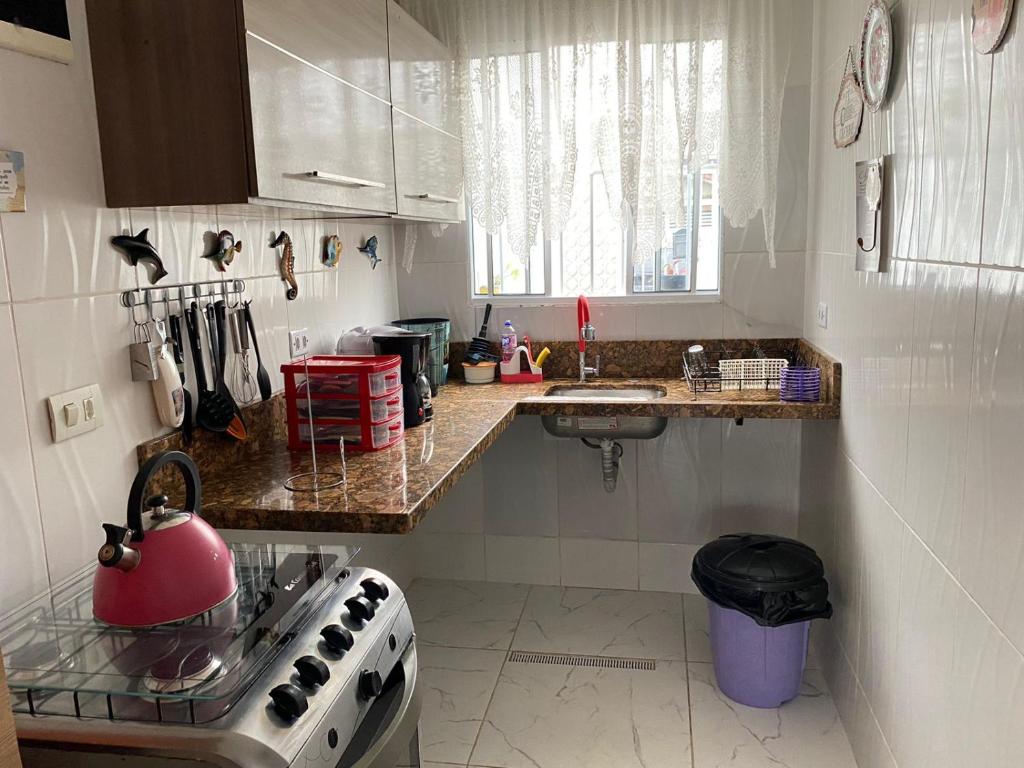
167 313 193 445
243 301 272 401
185 302 235 434
465 302 498 363
214 300 247 440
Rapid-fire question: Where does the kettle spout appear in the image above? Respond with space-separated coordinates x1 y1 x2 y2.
98 523 141 572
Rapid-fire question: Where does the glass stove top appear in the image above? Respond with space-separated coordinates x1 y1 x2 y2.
0 542 358 724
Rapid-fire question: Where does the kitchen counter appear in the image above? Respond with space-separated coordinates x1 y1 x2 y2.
136 338 839 534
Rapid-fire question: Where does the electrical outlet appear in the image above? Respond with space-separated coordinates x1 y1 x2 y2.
47 383 104 443
289 328 311 358
816 302 829 329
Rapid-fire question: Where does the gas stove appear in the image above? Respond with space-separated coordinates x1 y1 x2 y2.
1 544 420 767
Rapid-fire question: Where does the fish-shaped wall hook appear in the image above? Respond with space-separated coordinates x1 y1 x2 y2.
271 230 298 300
111 228 168 284
358 235 381 269
203 229 242 272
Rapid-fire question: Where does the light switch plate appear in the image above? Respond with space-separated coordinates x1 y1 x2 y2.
47 383 104 443
289 328 311 358
816 302 829 329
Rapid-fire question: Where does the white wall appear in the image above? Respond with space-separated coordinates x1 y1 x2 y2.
396 0 813 344
801 1 1024 766
0 0 402 617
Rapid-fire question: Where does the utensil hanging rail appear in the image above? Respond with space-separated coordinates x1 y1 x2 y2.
120 279 246 313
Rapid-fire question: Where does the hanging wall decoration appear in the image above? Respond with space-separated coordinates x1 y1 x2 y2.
322 234 342 268
855 157 886 273
271 230 298 300
111 229 167 284
203 229 242 272
859 0 893 113
834 49 865 148
358 235 381 269
972 0 1015 53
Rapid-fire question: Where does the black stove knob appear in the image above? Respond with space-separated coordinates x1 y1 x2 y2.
294 655 330 688
269 683 308 721
358 669 383 700
360 577 390 602
345 595 376 624
321 624 354 653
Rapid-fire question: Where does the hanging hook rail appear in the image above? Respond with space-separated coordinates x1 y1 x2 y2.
120 278 246 314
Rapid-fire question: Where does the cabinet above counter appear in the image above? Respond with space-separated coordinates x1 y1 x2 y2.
84 0 464 224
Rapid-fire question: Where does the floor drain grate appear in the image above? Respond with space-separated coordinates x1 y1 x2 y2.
506 651 656 671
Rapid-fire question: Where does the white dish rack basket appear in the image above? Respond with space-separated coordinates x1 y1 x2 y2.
717 358 788 390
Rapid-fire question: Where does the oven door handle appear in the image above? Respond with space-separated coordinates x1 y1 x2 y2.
347 642 421 768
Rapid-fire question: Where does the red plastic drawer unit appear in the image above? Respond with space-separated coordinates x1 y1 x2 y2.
282 355 404 452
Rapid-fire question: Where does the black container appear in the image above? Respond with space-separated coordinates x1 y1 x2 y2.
373 333 433 428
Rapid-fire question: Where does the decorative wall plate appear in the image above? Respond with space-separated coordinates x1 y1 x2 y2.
859 0 893 113
833 49 865 148
972 0 1015 53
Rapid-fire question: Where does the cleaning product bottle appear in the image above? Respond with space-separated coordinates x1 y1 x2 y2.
500 321 518 362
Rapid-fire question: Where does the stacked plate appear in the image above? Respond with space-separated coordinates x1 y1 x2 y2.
780 367 821 403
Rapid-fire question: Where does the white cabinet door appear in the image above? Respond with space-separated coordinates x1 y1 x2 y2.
393 110 464 222
246 33 397 214
387 0 458 136
244 0 390 101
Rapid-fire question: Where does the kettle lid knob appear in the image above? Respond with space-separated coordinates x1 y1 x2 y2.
146 494 169 516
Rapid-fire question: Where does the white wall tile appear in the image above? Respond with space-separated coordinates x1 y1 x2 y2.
413 531 486 581
481 416 558 537
637 419 722 544
126 208 219 287
722 251 805 338
484 535 560 585
581 304 637 340
634 300 724 340
960 269 1024 651
560 538 637 590
397 260 476 342
556 436 638 540
418 462 484 534
638 542 699 594
720 419 801 537
212 208 283 280
0 227 10 303
0 307 48 616
797 420 838 570
849 685 898 768
830 457 863 673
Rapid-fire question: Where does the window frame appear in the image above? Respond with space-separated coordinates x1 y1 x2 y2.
468 168 723 306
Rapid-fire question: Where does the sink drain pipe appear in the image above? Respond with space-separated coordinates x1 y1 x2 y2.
581 438 624 493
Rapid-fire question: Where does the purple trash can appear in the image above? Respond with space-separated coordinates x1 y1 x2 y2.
692 534 832 709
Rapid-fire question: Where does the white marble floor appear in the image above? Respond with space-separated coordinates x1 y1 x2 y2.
405 579 857 768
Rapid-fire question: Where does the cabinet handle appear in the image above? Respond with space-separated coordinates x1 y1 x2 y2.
406 193 459 204
304 171 386 189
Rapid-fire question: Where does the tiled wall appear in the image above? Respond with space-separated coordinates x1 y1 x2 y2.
801 1 1024 766
410 415 802 592
0 1 403 618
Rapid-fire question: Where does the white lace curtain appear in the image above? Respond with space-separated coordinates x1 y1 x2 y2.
401 0 793 266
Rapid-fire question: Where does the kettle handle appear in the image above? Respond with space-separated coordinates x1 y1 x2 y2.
126 451 202 542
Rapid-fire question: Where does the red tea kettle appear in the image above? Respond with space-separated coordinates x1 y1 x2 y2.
92 451 237 627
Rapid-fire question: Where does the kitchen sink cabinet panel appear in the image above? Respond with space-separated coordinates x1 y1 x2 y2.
392 110 465 222
387 0 458 136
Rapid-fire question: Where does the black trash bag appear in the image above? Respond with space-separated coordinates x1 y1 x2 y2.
691 533 833 628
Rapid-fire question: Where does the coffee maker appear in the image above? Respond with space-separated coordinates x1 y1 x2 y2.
373 332 433 427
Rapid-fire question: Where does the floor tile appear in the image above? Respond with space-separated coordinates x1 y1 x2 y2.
416 646 506 765
512 586 685 660
688 663 856 768
683 594 713 663
471 660 691 768
407 579 530 650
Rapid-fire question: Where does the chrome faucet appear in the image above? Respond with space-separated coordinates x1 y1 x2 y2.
577 295 600 382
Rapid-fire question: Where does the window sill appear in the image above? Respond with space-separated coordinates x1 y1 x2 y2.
469 292 722 308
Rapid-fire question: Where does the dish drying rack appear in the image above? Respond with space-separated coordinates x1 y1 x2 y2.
682 354 789 398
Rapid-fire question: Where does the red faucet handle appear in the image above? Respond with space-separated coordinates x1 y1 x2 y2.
577 295 590 352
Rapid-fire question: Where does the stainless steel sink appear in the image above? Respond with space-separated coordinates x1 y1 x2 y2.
538 385 668 439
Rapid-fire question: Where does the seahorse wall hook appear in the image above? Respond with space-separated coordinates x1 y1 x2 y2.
271 230 298 300
111 228 168 285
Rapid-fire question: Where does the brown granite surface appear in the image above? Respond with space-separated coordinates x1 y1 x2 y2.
135 338 840 534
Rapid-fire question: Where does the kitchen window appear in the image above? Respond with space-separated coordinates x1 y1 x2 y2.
471 163 721 299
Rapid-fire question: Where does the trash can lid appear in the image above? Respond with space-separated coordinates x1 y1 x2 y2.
693 534 826 593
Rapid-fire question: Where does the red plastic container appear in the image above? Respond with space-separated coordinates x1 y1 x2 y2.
282 355 404 452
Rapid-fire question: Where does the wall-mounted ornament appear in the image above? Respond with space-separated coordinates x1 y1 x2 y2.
855 157 887 272
203 229 242 272
272 230 298 300
322 234 342 268
833 49 865 148
859 0 893 113
358 235 381 269
0 149 26 211
111 228 168 284
972 0 1015 53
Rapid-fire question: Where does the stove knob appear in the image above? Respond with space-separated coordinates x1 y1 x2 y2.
358 669 383 700
345 595 376 624
269 683 308 721
321 624 354 653
360 577 390 602
294 655 330 687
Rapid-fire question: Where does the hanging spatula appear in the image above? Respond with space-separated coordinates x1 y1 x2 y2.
186 302 236 435
167 313 193 445
243 301 272 401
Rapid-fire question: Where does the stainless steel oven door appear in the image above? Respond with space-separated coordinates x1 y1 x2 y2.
332 642 421 768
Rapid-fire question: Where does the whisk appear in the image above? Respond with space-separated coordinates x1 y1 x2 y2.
230 309 258 404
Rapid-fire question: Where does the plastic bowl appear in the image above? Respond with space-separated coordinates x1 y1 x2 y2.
463 361 496 384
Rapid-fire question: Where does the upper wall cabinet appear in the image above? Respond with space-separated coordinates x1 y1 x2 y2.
85 0 398 215
387 0 456 135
